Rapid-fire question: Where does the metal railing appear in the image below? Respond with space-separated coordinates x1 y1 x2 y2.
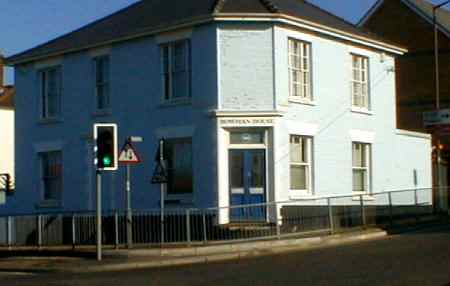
0 187 444 249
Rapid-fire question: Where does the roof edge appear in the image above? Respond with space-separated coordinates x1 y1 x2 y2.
5 1 142 66
6 11 407 66
214 13 407 54
5 15 216 66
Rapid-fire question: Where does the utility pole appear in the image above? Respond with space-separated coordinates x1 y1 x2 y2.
433 0 450 212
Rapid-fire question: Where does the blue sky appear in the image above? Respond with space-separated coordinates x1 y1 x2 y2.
0 0 448 84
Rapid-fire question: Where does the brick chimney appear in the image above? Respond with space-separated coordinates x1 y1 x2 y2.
0 53 4 88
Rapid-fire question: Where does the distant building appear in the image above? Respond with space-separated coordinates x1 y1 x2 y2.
0 54 15 204
360 0 449 211
3 0 432 219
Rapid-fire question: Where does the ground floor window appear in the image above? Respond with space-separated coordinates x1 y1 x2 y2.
166 138 193 195
352 142 371 193
290 135 312 192
40 151 63 201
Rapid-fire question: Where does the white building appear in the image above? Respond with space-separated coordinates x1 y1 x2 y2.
2 0 432 220
0 56 14 204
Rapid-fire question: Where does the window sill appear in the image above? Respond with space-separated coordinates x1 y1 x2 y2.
35 200 62 209
289 190 314 200
351 107 373 115
38 118 63 125
159 98 192 108
351 193 375 201
288 97 316 106
165 193 193 204
92 109 112 117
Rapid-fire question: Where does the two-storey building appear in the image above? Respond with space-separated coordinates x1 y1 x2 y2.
2 0 432 221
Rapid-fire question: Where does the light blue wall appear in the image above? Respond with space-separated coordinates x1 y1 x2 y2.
216 22 432 206
219 23 275 110
1 24 219 214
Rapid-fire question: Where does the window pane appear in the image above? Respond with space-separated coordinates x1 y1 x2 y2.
42 151 62 201
352 143 365 167
48 69 60 117
353 169 366 192
230 152 244 189
230 132 264 145
250 152 265 188
291 165 308 190
290 136 308 163
167 139 193 194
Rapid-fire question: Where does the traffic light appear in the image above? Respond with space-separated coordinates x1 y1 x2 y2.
94 124 118 171
0 174 12 193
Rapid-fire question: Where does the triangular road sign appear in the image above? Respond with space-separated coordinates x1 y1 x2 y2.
151 161 169 184
119 142 141 164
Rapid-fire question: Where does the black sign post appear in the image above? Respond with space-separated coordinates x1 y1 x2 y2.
151 139 168 245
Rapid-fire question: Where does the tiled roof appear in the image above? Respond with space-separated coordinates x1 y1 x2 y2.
6 0 402 64
0 86 14 109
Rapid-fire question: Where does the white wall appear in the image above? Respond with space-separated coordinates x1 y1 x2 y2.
0 109 14 195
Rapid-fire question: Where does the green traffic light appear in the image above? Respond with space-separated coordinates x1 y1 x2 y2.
103 156 112 166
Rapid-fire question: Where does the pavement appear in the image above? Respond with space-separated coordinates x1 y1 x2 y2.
0 219 447 275
0 228 388 274
1 223 449 286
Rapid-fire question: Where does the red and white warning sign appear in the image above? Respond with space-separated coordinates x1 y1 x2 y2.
119 142 141 164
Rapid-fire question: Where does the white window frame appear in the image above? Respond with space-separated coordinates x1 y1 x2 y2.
39 66 62 120
160 39 191 103
352 142 371 194
288 38 313 102
289 135 313 195
94 56 110 112
39 150 63 206
351 54 370 111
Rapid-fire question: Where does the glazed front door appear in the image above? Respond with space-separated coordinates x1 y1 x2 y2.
229 149 266 221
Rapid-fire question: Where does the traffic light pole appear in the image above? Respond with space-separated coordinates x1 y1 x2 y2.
96 170 102 261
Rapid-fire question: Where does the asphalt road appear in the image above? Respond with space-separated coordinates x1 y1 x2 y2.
2 225 450 286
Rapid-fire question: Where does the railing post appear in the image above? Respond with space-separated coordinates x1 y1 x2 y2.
414 189 420 224
114 211 119 249
388 192 393 227
328 198 334 234
37 215 42 248
186 209 191 246
7 216 12 250
360 195 366 228
202 211 207 244
71 214 76 250
276 203 281 240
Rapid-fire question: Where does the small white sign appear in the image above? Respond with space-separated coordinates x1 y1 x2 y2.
119 143 141 164
423 109 450 126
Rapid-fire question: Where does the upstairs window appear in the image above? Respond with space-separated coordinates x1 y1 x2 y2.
40 67 62 119
94 56 110 111
40 151 63 202
161 40 191 102
351 54 369 109
352 142 371 193
288 39 312 101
